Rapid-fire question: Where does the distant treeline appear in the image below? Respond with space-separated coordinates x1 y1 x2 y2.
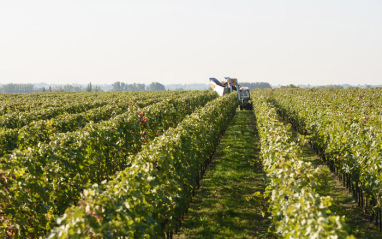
0 83 35 93
112 82 165 91
280 84 378 89
0 83 101 93
280 84 345 89
1 81 247 94
0 82 167 94
240 82 272 89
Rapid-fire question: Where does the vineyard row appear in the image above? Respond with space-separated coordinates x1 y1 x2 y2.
1 91 217 237
251 90 352 238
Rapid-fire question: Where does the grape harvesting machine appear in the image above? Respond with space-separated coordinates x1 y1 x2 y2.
209 77 252 110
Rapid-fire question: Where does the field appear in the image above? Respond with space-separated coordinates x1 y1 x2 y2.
1 88 382 238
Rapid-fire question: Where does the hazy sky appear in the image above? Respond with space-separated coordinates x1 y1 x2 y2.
1 0 381 86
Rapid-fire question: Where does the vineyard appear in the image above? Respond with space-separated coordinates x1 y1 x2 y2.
0 88 381 238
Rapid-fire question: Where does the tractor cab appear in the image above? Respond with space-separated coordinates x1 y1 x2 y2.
238 87 252 110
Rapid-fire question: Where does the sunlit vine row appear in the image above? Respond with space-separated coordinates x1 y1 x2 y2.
252 90 353 238
0 90 217 237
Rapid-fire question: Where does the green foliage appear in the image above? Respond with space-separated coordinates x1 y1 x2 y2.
0 93 107 129
251 90 354 238
46 93 238 238
272 88 382 214
0 91 174 157
0 90 217 237
147 82 166 91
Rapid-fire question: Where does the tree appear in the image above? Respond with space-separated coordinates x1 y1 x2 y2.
85 82 93 92
54 85 64 92
147 82 165 91
112 82 122 91
137 83 146 91
94 85 102 92
120 82 126 91
125 83 146 91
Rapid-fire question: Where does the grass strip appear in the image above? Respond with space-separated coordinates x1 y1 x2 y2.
175 110 270 239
